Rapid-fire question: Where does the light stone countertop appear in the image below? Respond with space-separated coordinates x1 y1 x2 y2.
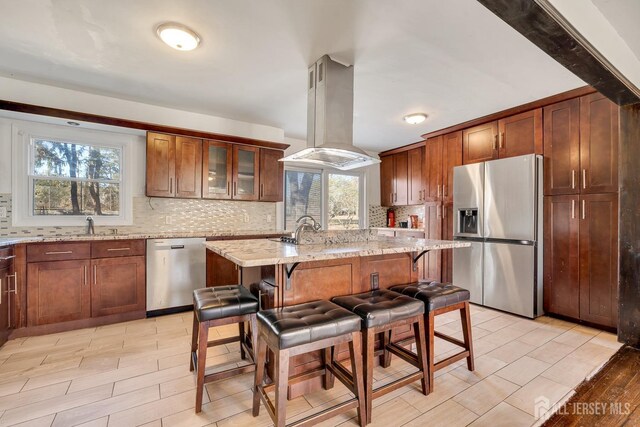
0 229 288 247
370 227 426 233
204 237 470 267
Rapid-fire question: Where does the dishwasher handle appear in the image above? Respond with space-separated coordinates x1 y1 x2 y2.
170 245 185 250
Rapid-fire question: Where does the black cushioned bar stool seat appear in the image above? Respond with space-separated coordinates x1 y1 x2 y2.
391 281 474 393
253 300 366 427
257 300 362 349
332 289 429 424
331 289 425 328
193 285 259 321
190 285 259 413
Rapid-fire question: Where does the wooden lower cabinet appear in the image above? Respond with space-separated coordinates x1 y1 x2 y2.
544 195 580 319
579 194 618 327
0 267 9 345
206 251 239 287
91 256 145 317
27 260 91 326
544 193 618 328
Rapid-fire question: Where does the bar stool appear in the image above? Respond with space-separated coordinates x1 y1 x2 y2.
332 289 429 424
190 285 259 413
390 282 474 392
253 300 367 427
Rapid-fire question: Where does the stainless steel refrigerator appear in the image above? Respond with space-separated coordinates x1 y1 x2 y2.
452 154 543 318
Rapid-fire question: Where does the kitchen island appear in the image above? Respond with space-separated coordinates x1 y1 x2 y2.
204 233 470 397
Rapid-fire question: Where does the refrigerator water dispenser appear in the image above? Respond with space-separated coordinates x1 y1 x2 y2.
458 209 478 235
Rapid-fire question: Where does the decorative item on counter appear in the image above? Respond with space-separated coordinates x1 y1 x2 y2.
409 215 419 229
399 221 408 228
386 208 395 228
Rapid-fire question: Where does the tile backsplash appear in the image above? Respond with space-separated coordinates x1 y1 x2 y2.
0 193 277 237
368 204 425 227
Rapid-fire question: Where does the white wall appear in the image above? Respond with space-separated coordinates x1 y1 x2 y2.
0 76 287 196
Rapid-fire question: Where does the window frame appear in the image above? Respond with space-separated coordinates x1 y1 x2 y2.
283 166 366 231
12 121 134 227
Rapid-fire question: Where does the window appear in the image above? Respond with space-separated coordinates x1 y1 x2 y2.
284 169 321 230
284 168 365 231
31 139 122 216
12 121 133 226
327 173 361 230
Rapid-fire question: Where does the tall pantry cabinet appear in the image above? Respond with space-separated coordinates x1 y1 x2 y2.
543 92 619 328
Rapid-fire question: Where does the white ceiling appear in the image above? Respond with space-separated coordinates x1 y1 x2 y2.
592 0 640 61
0 0 585 152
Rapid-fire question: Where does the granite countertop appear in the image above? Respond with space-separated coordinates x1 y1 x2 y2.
371 227 426 233
0 229 288 247
204 237 470 267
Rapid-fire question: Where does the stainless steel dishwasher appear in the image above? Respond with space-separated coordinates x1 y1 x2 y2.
146 238 206 314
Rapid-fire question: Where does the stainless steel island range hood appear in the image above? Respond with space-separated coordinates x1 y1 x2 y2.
281 55 380 170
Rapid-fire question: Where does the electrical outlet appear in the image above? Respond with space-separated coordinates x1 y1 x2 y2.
165 216 172 225
0 207 6 218
243 213 249 223
266 214 272 223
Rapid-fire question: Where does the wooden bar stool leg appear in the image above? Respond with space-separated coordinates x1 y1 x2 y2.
380 330 392 368
322 346 335 390
252 336 267 417
274 349 290 427
195 321 209 413
349 332 367 427
460 302 475 371
239 321 246 360
363 328 375 424
250 314 259 362
427 311 435 393
190 314 198 372
414 316 429 395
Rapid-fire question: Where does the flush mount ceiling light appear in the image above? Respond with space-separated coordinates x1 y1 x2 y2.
156 23 201 51
403 113 427 125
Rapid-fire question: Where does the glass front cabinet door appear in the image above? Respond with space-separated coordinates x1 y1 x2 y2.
232 145 260 200
202 140 233 199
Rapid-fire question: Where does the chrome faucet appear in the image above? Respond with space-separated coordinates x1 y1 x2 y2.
294 215 321 243
86 216 95 235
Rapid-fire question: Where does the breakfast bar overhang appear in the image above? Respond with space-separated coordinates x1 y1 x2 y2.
204 235 470 397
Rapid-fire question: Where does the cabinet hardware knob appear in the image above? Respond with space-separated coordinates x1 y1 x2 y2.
45 251 72 255
582 199 586 220
571 170 576 189
582 169 586 189
107 248 130 252
0 255 16 261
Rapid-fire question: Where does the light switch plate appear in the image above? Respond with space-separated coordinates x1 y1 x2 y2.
0 207 6 218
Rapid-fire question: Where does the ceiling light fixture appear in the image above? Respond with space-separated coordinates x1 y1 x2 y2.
156 23 201 51
403 113 427 125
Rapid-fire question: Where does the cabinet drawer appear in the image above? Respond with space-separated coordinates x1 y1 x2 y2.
91 240 145 259
27 242 91 262
0 246 14 269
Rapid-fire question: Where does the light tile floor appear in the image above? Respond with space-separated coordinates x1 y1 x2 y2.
0 305 622 426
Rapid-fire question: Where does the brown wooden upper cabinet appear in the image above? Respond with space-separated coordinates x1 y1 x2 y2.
146 133 202 198
462 109 542 165
442 131 463 203
259 148 284 202
544 93 618 195
497 108 543 158
424 137 443 203
580 93 619 194
407 147 425 205
380 152 409 206
462 121 498 164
